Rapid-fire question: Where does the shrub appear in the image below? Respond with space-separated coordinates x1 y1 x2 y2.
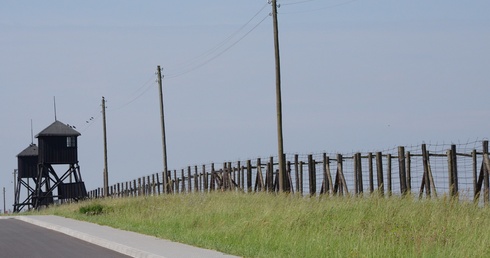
79 203 104 215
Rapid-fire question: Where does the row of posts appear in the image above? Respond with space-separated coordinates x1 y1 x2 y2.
88 141 490 204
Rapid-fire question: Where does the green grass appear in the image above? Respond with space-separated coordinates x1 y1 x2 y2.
26 192 490 257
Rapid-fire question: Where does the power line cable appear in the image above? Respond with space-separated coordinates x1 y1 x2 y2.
166 5 270 79
78 74 155 132
111 74 155 111
167 14 270 79
171 3 269 72
76 4 271 130
281 0 360 14
280 0 317 6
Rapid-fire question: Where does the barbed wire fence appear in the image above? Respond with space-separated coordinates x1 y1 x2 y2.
88 139 490 206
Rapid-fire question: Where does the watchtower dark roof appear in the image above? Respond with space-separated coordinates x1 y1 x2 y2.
17 144 38 157
35 120 81 138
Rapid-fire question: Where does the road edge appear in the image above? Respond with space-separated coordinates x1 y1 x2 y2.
11 215 165 258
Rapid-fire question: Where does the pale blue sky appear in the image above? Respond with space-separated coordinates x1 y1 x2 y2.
1 0 489 210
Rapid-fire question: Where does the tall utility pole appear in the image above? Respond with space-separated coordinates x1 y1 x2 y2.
102 96 109 197
53 96 57 121
157 65 169 193
13 169 18 209
13 169 17 200
271 0 286 192
3 187 6 214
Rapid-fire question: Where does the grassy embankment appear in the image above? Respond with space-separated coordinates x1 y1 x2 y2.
27 192 490 257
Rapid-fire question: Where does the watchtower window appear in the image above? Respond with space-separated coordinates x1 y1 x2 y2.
67 136 76 147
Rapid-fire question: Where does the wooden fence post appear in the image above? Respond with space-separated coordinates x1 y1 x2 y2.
321 154 327 195
145 176 149 195
152 175 156 195
451 144 459 196
156 173 161 195
483 141 490 205
446 146 458 197
406 151 411 193
230 166 234 189
230 164 234 185
376 152 384 196
420 144 430 198
124 184 127 197
358 153 363 194
294 154 299 194
354 153 359 194
287 161 293 193
368 152 374 194
203 164 208 193
221 168 228 191
132 180 136 197
194 166 199 192
222 163 227 191
308 154 316 196
241 163 245 190
187 166 192 193
387 154 392 196
235 162 239 189
335 154 348 196
324 153 333 195
181 169 185 193
138 178 142 196
128 181 132 197
398 146 407 195
225 164 231 191
228 162 233 190
255 158 264 192
472 149 477 199
146 176 150 195
245 160 251 192
354 153 363 195
267 157 274 192
299 161 304 195
200 165 204 192
210 163 215 191
447 149 456 197
174 170 178 194
141 177 145 196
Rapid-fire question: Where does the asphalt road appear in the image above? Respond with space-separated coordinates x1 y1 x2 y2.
0 218 130 258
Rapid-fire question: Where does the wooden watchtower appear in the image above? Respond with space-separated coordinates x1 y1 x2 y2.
13 144 38 212
33 120 87 209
